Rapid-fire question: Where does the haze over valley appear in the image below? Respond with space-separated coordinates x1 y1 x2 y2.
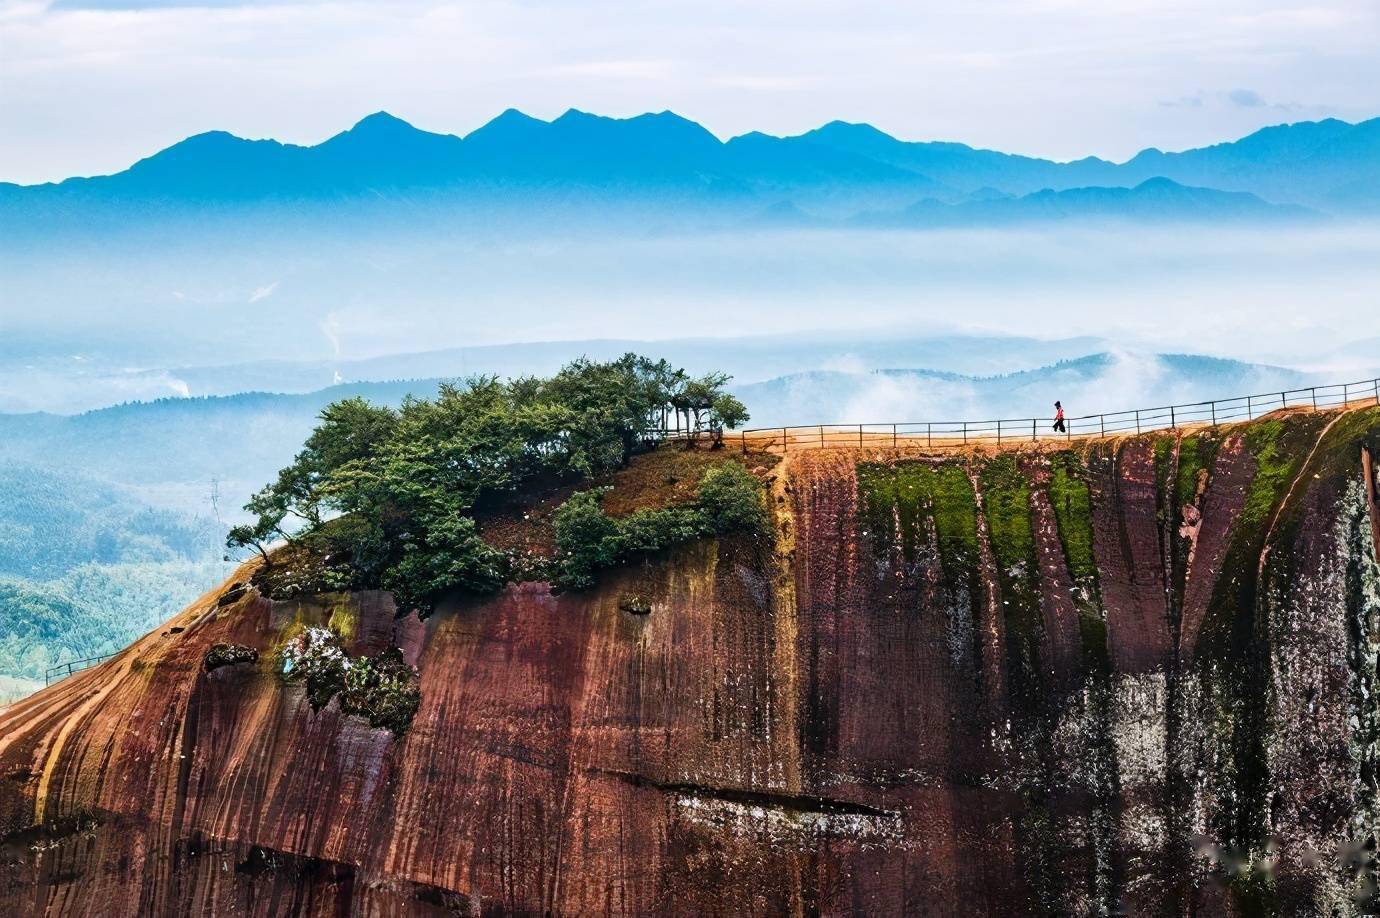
3 109 1380 698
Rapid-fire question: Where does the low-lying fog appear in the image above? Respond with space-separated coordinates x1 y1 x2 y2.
2 221 1379 414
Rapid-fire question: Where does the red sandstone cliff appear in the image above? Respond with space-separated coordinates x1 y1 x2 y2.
2 407 1378 916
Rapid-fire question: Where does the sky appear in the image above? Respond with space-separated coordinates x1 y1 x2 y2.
2 0 1378 184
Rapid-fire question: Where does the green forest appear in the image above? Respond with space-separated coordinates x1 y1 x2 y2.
0 462 228 700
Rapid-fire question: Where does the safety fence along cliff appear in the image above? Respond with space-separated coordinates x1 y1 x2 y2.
735 377 1380 452
44 652 117 686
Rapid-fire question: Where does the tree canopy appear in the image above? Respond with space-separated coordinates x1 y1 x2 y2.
229 354 759 614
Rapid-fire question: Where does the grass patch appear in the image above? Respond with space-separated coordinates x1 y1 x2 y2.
978 456 1042 697
856 460 979 578
1048 452 1096 583
1045 451 1110 673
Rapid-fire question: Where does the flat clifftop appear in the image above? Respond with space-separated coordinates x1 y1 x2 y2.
2 407 1379 916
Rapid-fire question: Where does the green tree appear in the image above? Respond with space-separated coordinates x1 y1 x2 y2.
231 355 757 612
672 372 747 447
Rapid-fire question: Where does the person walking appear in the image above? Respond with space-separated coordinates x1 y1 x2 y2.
1052 401 1066 434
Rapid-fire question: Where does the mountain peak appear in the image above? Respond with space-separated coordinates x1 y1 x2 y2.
328 111 449 145
554 108 599 125
805 120 896 142
349 111 416 133
316 110 461 161
491 107 543 126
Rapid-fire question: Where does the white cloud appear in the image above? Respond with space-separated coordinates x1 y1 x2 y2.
247 280 278 302
1 0 1377 182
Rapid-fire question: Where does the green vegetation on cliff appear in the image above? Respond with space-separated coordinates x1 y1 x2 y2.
278 626 421 734
979 455 1043 682
857 460 978 571
1045 449 1111 675
553 462 767 590
231 355 761 612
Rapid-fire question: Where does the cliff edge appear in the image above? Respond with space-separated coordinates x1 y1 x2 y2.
2 406 1379 915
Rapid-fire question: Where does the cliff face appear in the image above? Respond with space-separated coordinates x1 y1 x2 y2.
2 407 1379 916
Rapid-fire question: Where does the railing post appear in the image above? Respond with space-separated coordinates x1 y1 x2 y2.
1311 388 1318 410
741 429 746 454
819 425 824 448
892 423 897 448
962 422 967 445
1245 396 1251 420
1170 406 1176 428
997 420 1002 444
927 423 932 448
1032 418 1037 442
1100 415 1105 437
1374 378 1379 404
1281 392 1287 410
859 424 863 448
783 427 788 454
1135 410 1141 434
1210 401 1216 426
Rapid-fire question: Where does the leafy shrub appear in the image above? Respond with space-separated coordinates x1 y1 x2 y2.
338 647 422 735
552 489 623 589
278 626 420 735
698 461 769 534
381 514 510 616
204 642 258 671
551 461 766 590
280 626 349 710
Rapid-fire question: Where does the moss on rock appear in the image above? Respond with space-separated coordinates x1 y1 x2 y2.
978 455 1042 687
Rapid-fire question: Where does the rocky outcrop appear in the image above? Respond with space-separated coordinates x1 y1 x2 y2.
2 408 1378 916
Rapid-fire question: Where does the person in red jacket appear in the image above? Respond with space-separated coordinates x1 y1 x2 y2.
1053 401 1066 433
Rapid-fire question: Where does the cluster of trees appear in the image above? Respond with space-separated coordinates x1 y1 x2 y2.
229 355 757 613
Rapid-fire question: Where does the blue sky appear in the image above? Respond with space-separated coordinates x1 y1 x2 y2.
2 0 1378 184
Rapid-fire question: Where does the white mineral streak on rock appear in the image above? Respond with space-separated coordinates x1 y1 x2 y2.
1110 673 1169 854
673 795 904 845
1343 476 1380 906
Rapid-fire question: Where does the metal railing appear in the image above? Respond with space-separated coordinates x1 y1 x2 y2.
736 376 1380 453
44 652 117 686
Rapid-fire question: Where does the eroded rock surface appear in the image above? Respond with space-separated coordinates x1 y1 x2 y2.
2 409 1378 916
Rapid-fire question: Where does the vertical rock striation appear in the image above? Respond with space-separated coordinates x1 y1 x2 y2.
1 408 1378 915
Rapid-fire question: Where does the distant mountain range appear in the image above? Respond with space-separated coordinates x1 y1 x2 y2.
0 349 1322 521
1 331 1105 413
4 109 1377 234
734 353 1314 427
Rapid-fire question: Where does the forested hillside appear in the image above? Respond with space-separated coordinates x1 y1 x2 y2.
0 463 227 700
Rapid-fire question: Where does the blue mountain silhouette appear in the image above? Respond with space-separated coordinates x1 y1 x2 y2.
3 109 1374 224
